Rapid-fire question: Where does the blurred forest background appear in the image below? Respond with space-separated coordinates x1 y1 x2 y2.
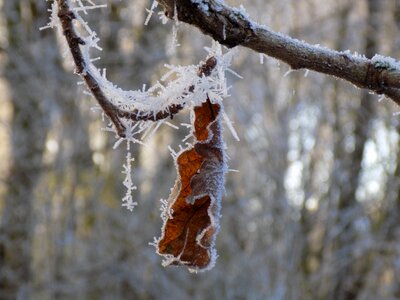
1 0 400 299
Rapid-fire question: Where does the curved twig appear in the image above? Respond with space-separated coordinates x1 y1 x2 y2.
56 0 217 137
158 0 400 105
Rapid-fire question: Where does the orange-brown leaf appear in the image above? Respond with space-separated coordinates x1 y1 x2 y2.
156 100 225 271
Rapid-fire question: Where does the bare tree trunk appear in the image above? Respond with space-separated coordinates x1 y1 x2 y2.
0 1 62 298
330 0 379 299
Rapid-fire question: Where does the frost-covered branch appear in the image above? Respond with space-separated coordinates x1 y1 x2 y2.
158 0 400 104
56 0 217 137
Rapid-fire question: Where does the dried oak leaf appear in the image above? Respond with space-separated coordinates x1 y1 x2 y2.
156 99 226 272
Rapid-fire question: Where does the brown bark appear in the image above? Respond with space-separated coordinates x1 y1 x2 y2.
158 0 400 105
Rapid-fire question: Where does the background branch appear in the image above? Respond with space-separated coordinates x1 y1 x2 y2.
158 0 400 105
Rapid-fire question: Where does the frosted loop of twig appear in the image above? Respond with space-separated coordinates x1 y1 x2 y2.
48 0 237 210
49 0 234 139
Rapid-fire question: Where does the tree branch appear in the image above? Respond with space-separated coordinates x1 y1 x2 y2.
56 0 217 137
158 0 400 105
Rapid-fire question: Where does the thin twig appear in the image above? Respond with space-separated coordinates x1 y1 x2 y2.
57 0 217 137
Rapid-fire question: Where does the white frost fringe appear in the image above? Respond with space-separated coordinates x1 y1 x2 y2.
45 0 239 210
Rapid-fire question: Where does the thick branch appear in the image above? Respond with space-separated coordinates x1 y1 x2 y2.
158 0 400 105
57 0 216 137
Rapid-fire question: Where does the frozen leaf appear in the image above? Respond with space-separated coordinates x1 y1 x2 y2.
156 100 226 272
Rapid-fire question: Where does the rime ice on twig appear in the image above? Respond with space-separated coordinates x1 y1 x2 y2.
144 0 159 26
51 0 231 139
121 145 137 211
157 0 400 105
48 1 239 215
